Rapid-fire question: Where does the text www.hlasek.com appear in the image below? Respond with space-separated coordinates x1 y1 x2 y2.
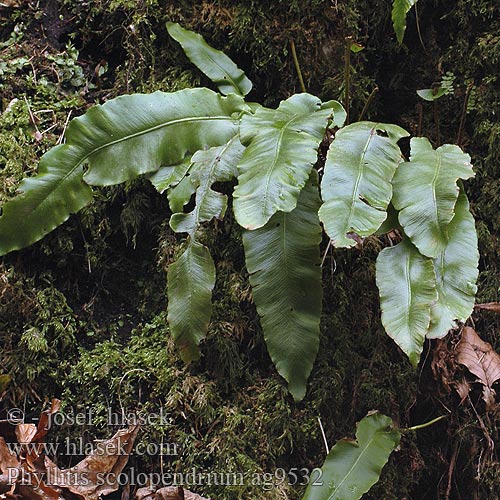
5 438 178 458
7 467 324 491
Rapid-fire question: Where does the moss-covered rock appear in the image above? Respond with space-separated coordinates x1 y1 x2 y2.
1 0 500 498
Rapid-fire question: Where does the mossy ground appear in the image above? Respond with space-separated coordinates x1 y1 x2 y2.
1 1 499 498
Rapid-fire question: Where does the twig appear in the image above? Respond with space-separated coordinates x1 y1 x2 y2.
358 86 379 121
23 96 41 136
290 39 306 93
321 240 332 267
445 440 459 500
57 110 73 145
467 394 494 461
317 417 330 454
41 123 57 135
414 1 426 52
474 302 500 313
457 82 474 147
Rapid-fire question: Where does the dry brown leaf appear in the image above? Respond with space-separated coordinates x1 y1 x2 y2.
456 327 500 409
431 339 455 394
15 424 37 445
2 401 138 500
0 436 61 500
0 1 20 8
0 437 21 472
32 399 61 444
474 302 500 313
45 425 139 500
135 486 210 500
454 377 471 404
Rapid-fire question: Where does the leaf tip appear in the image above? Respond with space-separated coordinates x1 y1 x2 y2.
179 343 202 364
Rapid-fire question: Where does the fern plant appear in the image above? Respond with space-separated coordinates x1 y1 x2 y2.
0 23 479 405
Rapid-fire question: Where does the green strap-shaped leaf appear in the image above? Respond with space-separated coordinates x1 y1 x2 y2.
167 240 216 362
168 176 197 214
234 93 332 230
80 89 245 186
319 122 408 247
167 138 245 359
147 156 192 194
392 138 474 258
427 190 479 339
374 204 399 235
167 22 252 97
376 238 437 366
242 172 322 401
170 137 245 235
0 89 245 256
392 0 418 44
0 145 93 255
303 412 400 500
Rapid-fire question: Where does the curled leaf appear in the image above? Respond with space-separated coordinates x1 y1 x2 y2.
456 327 500 409
417 87 447 101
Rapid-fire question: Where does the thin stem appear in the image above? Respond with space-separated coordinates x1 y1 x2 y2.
414 1 426 52
433 100 441 145
457 82 474 147
321 240 332 267
358 86 379 121
290 39 306 93
417 102 423 137
445 440 459 500
344 36 352 124
317 417 330 454
405 414 447 432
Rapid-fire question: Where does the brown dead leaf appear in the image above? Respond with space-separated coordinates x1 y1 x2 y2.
45 425 139 500
12 399 60 471
431 339 455 394
456 327 500 409
32 399 61 444
135 486 210 500
0 436 21 471
15 424 37 445
2 401 137 500
474 302 500 313
0 1 20 8
454 377 471 404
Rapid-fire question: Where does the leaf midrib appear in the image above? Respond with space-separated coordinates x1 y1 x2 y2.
345 126 377 233
404 248 412 337
430 151 443 242
22 115 234 216
203 51 245 95
327 432 379 499
193 137 235 231
262 115 301 219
